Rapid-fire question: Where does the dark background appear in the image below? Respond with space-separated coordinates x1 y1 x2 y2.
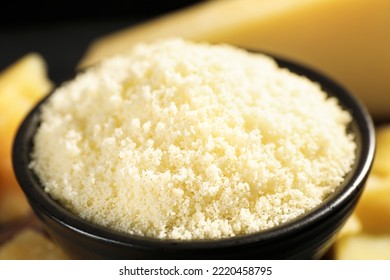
0 0 202 84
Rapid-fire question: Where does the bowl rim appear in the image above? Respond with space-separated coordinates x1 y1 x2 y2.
12 53 376 251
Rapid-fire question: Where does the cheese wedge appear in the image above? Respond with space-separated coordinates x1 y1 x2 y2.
80 0 390 120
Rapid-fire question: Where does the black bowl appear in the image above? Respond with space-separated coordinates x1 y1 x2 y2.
12 54 375 260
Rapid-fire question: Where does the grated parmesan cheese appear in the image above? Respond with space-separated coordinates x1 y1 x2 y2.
31 38 356 240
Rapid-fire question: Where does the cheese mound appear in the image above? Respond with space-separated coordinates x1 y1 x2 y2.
31 38 356 240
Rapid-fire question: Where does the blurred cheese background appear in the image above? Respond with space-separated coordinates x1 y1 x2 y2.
1 0 390 259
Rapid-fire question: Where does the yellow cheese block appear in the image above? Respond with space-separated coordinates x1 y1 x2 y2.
0 229 69 260
80 0 390 120
370 125 390 177
0 53 52 223
355 175 390 234
334 234 390 260
336 213 362 240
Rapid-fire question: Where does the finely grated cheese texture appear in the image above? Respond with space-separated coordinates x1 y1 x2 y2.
31 38 356 240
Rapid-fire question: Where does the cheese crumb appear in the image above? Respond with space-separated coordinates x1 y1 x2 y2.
31 38 356 240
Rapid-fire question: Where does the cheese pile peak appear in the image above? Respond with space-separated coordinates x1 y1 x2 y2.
80 0 390 120
32 38 356 239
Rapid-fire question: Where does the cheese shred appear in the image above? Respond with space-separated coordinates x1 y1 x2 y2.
31 38 356 239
